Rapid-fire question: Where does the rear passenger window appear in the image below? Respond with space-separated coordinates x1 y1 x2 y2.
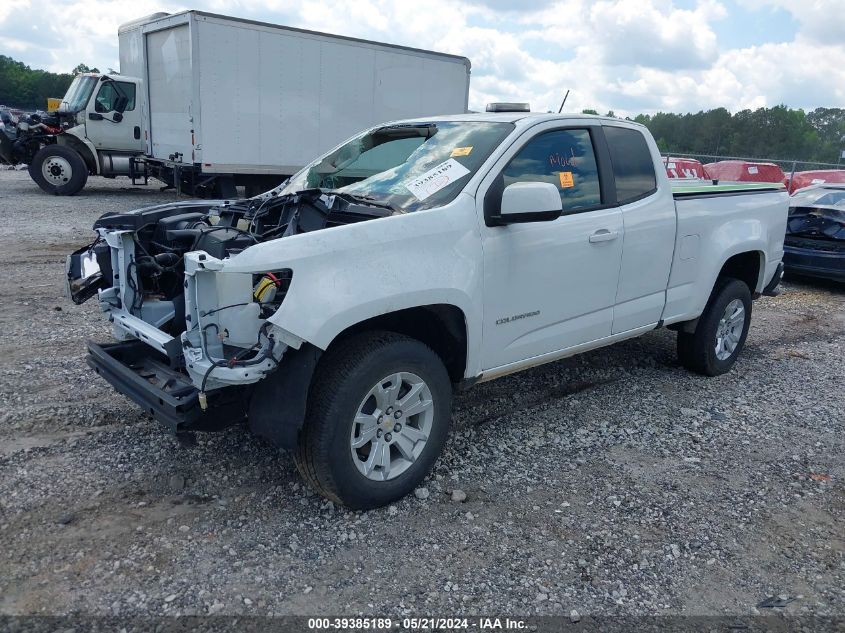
605 126 657 204
502 129 601 212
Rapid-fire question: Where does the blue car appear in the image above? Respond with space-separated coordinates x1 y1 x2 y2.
783 184 845 282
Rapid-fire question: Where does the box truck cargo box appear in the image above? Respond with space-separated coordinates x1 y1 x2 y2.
8 10 471 197
118 11 471 194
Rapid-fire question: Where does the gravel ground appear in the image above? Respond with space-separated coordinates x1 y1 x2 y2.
0 169 843 619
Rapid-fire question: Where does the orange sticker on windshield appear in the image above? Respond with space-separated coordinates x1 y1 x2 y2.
558 172 574 188
451 146 473 157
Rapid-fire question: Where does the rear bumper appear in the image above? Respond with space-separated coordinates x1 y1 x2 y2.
783 239 845 282
87 340 246 432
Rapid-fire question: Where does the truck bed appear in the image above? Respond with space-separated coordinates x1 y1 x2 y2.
663 180 789 325
671 181 785 198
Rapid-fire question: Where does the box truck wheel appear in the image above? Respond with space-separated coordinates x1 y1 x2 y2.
295 331 452 509
29 145 88 195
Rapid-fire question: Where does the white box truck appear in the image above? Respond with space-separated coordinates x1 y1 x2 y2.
7 11 470 197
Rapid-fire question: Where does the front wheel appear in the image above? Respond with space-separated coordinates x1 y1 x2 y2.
677 277 752 376
295 331 452 509
29 145 88 195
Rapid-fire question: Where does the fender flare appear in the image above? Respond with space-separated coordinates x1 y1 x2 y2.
714 246 767 292
247 344 321 449
58 133 99 174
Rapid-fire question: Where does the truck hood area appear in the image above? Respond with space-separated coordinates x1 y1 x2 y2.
66 189 407 392
72 188 397 302
74 191 391 305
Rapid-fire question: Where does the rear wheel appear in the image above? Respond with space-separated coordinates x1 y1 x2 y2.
29 145 88 195
295 331 452 509
677 277 752 376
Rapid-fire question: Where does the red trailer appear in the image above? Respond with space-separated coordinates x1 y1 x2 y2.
703 160 785 183
785 169 845 194
663 157 706 179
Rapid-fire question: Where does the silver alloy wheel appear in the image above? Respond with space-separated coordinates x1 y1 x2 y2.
42 155 72 186
349 371 434 482
715 298 745 360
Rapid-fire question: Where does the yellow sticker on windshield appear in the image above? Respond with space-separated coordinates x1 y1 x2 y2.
451 146 473 157
559 172 575 188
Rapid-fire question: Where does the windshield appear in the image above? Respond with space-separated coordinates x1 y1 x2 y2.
279 121 515 211
61 75 98 113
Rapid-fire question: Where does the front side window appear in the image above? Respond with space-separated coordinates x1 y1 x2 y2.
605 126 657 204
502 128 602 212
94 82 136 113
280 121 515 212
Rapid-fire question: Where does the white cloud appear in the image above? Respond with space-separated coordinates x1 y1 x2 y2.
743 0 845 45
587 0 727 70
0 0 841 116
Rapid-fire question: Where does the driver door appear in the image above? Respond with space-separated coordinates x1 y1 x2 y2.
85 79 145 152
477 123 624 372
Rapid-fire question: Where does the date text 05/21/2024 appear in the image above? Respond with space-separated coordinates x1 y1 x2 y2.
307 617 528 630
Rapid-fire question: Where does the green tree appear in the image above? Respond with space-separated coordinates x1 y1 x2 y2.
72 63 100 75
806 108 845 162
0 55 76 109
633 105 837 164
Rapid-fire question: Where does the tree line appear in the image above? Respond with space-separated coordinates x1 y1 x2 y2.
2 55 843 164
0 56 98 110
583 106 844 165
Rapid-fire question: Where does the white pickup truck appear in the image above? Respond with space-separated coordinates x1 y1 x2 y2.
67 112 788 508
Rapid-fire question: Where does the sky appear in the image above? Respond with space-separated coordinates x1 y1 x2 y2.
1 0 843 117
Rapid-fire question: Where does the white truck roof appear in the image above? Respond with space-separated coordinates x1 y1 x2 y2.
118 10 471 68
381 112 646 127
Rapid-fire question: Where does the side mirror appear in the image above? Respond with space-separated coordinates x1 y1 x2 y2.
113 112 123 123
499 182 562 223
114 95 129 113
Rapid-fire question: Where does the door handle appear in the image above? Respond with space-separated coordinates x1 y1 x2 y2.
589 229 619 243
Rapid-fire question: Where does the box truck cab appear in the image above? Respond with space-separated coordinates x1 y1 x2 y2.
20 10 471 197
21 72 147 195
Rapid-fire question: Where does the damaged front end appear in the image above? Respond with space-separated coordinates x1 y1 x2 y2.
67 191 393 435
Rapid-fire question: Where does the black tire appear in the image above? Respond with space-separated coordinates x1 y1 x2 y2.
29 145 88 195
677 277 752 376
295 331 452 509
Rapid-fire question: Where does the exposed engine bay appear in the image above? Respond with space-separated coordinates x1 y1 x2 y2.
0 110 68 167
67 189 396 402
70 189 393 316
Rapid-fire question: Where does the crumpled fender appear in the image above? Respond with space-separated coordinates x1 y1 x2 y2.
218 194 484 377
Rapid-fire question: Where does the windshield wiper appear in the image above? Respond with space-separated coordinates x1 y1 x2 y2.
323 190 398 213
